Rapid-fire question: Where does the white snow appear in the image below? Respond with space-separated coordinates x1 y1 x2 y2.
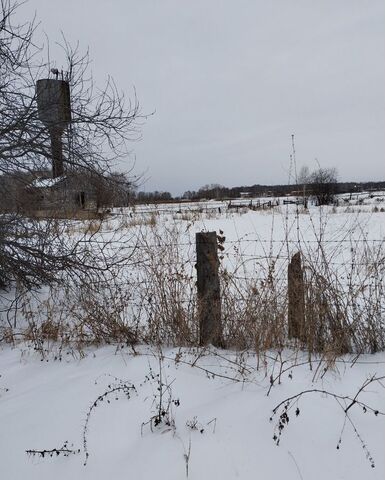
0 345 384 479
1 194 384 479
31 176 66 189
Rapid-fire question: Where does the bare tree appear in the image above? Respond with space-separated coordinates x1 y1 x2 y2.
298 165 338 206
309 167 338 206
0 0 142 287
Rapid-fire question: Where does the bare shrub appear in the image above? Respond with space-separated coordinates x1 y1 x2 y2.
1 207 384 358
220 267 287 351
299 235 385 355
134 224 197 346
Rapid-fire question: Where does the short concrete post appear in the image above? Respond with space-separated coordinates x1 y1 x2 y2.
288 251 305 341
196 232 222 347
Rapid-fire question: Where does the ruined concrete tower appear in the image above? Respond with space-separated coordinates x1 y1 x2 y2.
36 79 71 178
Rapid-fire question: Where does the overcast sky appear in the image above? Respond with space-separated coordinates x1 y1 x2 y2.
20 0 385 195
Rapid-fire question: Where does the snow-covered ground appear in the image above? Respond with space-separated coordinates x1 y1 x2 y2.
1 193 384 479
0 345 384 479
2 193 384 345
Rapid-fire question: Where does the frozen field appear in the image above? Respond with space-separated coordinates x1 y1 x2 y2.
0 192 384 479
1 191 384 345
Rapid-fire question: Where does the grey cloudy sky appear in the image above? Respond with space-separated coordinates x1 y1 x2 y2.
21 0 385 195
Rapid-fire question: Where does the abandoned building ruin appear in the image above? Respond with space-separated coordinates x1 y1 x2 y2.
0 75 131 217
32 77 95 213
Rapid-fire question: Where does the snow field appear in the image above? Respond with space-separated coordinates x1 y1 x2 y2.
0 346 384 479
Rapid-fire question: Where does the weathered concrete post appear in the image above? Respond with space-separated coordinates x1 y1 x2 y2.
196 232 222 347
288 251 305 341
36 79 71 178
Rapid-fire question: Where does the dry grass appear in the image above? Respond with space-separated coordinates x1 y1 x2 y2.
30 209 105 221
118 213 158 229
1 207 384 359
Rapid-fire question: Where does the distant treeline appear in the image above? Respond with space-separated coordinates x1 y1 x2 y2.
135 181 385 203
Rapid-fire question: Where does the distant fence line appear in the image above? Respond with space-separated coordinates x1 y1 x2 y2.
123 191 385 216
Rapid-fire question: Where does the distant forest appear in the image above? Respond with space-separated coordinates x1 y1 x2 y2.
135 180 385 203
